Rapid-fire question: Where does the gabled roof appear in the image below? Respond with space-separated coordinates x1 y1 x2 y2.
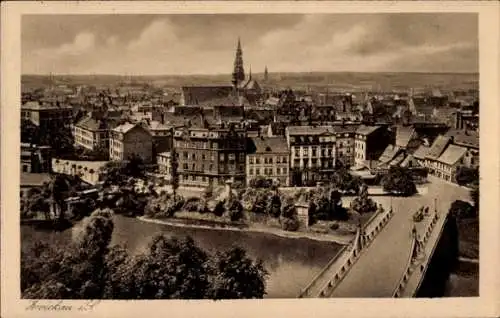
445 129 479 149
400 154 417 168
181 86 234 106
395 126 416 148
389 152 406 166
356 125 380 136
75 116 109 131
112 122 144 134
148 120 171 131
426 135 451 160
378 145 402 164
247 136 288 154
436 144 467 166
286 125 334 136
413 145 431 160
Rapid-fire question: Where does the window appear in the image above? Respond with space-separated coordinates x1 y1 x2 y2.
283 157 287 163
192 153 196 160
249 168 253 175
312 148 317 157
239 153 245 161
256 158 260 164
303 148 308 156
276 168 281 175
256 168 260 175
183 163 188 169
219 154 225 162
201 164 205 171
183 152 188 159
276 157 281 164
283 167 287 175
249 157 254 164
202 154 206 160
192 164 195 170
229 153 236 161
268 157 273 164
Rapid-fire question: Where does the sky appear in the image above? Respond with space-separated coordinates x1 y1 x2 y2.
22 13 478 75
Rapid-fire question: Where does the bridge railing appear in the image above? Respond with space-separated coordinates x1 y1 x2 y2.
299 207 394 298
393 211 440 298
298 244 350 298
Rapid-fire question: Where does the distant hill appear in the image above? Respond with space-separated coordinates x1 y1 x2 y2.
22 72 479 93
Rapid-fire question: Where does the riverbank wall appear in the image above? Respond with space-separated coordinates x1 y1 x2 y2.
137 216 353 245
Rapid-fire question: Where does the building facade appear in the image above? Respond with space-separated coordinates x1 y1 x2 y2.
333 125 358 167
246 136 289 186
21 101 73 128
173 121 247 187
109 123 153 163
286 126 336 186
20 143 52 173
156 151 172 182
73 115 110 151
354 125 390 168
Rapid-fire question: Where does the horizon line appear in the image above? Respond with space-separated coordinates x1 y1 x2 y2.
22 70 479 77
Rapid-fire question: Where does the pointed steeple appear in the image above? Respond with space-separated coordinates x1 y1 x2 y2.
264 65 268 82
249 66 252 80
232 37 245 88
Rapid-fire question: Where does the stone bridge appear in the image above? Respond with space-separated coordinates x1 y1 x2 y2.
298 179 470 298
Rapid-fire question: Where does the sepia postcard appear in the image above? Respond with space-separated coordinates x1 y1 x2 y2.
1 1 499 318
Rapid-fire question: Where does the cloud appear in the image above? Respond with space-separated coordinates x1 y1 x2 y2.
38 32 96 56
21 14 478 75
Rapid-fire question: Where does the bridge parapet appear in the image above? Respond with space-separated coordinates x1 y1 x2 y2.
299 207 395 298
393 211 440 298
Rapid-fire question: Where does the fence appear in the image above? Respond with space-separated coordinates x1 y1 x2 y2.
298 207 394 298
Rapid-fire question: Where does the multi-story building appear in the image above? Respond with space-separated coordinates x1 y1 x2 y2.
156 151 172 182
173 120 247 187
445 129 479 169
21 101 73 128
109 123 153 163
433 144 468 182
144 120 174 159
424 135 452 175
354 125 390 168
286 125 336 186
246 136 289 186
73 114 111 151
333 125 358 167
20 142 52 173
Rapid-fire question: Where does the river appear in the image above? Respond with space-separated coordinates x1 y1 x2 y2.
23 215 342 298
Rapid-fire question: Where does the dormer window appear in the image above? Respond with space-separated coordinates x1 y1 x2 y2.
265 146 272 152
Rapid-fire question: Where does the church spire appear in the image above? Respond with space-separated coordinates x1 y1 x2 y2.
264 65 268 82
232 37 245 88
249 65 252 80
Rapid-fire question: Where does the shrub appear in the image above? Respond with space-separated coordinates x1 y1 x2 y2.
213 201 225 217
281 217 300 232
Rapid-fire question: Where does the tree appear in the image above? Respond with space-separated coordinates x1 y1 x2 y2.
226 198 244 222
350 184 377 214
210 247 268 299
170 138 179 198
455 166 479 186
133 235 211 299
381 166 417 197
267 193 282 218
331 168 361 194
449 200 476 219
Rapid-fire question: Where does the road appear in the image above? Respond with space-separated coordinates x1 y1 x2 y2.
327 178 471 297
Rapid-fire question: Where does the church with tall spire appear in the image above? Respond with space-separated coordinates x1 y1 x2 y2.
232 37 245 88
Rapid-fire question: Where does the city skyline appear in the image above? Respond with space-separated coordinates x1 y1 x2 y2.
22 13 478 75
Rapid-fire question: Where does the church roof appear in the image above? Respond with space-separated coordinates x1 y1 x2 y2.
181 86 234 106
